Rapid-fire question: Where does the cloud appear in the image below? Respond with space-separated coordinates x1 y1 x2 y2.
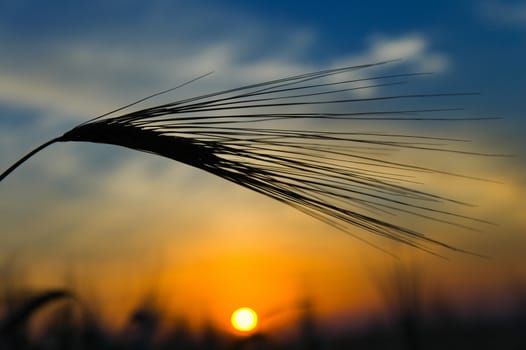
479 1 526 28
327 34 449 98
371 35 449 72
333 34 449 74
0 35 314 125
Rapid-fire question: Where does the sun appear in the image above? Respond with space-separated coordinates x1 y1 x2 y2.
231 307 258 333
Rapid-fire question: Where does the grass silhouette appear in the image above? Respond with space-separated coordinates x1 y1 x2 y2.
0 290 72 337
1 261 524 350
0 61 499 254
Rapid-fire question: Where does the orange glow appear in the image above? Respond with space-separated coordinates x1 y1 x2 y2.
3 151 525 336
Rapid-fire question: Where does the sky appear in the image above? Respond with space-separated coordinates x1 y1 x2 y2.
0 0 525 336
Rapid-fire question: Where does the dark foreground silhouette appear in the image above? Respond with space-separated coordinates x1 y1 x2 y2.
1 268 524 350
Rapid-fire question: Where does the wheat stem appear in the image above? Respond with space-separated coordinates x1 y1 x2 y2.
0 137 62 182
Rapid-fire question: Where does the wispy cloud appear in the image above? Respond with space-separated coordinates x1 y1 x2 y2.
478 1 526 28
333 34 449 74
0 38 319 127
327 34 449 98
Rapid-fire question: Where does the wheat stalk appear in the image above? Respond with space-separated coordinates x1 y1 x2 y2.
0 61 498 254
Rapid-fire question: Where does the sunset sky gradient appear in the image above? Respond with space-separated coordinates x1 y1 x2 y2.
1 0 525 335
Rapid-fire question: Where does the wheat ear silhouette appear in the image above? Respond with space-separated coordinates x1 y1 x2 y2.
0 61 499 255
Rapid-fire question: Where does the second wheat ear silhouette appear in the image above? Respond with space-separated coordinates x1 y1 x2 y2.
0 61 501 256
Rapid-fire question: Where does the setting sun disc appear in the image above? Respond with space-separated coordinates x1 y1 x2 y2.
231 307 258 333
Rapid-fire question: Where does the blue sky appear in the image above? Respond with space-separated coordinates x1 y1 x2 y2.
0 1 524 190
0 0 525 331
0 0 524 129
